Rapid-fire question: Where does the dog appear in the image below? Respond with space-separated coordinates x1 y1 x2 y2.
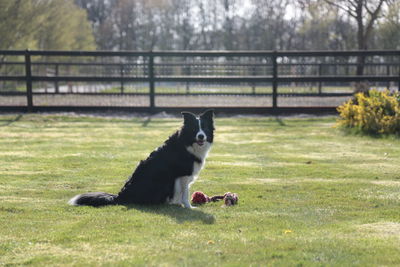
68 109 214 208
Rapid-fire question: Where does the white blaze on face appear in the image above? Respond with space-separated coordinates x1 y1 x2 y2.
186 117 212 175
196 118 206 145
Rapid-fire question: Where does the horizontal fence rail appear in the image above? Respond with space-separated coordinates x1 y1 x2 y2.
0 49 399 113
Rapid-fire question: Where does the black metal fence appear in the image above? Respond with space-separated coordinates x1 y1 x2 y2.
0 50 399 113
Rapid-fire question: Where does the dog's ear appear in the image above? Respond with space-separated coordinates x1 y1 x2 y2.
181 111 197 125
200 109 214 127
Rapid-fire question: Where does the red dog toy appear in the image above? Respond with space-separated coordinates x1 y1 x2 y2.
191 191 238 206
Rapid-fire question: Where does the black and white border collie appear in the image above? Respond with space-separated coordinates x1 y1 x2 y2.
68 109 214 209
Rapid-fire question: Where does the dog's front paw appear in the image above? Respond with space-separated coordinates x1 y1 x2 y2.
168 197 182 206
183 202 195 209
169 200 182 205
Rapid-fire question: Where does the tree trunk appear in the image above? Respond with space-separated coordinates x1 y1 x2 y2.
356 0 366 76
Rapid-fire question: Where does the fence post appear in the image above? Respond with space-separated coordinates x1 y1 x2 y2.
120 63 124 94
55 63 59 93
398 64 400 92
398 53 400 92
251 64 256 95
148 52 155 111
25 50 33 112
318 64 322 94
186 61 190 95
272 51 278 111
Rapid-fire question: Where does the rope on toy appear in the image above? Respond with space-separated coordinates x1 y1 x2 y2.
191 191 238 206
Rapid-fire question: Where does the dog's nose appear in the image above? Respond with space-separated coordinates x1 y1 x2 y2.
197 134 205 140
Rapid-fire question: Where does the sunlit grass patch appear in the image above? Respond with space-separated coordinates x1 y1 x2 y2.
0 114 400 266
358 222 400 239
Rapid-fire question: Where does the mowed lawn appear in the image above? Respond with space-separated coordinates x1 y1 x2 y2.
0 114 400 266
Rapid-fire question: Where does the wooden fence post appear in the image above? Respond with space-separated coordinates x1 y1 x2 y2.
272 51 278 111
251 64 256 95
318 64 322 94
186 60 190 95
120 63 124 94
398 52 400 92
25 50 33 112
55 63 59 93
148 52 155 111
398 65 400 92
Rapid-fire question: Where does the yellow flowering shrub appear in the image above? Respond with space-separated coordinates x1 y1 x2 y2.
337 89 400 135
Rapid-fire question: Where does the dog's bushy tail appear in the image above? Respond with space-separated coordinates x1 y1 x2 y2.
68 192 117 207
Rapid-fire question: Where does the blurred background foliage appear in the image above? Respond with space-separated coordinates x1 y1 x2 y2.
0 0 399 51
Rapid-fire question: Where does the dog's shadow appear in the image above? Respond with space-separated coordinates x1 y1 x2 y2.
124 204 215 224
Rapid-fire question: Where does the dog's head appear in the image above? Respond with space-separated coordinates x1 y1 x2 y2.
180 109 214 148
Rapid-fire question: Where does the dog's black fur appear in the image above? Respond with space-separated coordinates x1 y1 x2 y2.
68 110 214 207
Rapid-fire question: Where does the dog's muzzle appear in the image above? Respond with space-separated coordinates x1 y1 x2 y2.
196 134 205 146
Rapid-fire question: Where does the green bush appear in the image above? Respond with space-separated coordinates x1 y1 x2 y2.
337 89 400 135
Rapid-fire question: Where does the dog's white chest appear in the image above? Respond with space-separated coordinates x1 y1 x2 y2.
186 142 211 177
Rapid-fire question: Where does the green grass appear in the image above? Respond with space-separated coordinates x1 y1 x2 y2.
0 114 400 266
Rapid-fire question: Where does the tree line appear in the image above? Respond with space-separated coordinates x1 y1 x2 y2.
0 0 95 50
1 0 399 51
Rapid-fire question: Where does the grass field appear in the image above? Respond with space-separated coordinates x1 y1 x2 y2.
0 114 399 266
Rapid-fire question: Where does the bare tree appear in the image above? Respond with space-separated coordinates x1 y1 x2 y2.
323 0 394 75
73 0 399 51
222 0 236 50
378 1 400 49
248 0 293 50
324 0 392 50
